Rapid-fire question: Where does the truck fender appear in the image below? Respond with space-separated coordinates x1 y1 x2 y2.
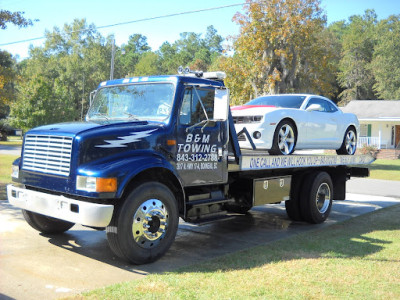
115 154 186 215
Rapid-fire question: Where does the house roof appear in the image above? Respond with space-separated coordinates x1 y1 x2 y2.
340 100 400 119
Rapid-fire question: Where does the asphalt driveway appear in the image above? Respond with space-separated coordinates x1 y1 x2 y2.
1 178 399 299
0 145 21 156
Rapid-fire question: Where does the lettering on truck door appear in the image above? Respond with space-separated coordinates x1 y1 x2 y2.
176 86 228 186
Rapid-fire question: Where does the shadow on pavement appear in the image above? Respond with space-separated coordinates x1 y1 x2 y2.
42 206 315 274
41 200 400 274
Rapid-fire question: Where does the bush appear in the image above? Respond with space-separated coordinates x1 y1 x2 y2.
0 120 13 141
360 144 379 158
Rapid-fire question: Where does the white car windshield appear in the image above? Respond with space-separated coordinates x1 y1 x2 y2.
246 95 306 109
87 83 175 123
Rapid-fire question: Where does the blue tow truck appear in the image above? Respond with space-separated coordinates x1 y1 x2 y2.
7 71 373 264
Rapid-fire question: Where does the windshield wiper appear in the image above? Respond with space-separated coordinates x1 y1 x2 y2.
124 112 140 121
90 112 110 120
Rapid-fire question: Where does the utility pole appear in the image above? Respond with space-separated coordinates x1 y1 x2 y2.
80 74 85 121
110 39 115 80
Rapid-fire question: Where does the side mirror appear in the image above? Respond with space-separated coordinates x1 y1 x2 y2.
306 103 323 112
213 88 229 121
89 90 97 106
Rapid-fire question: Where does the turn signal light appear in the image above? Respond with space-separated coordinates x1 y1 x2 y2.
96 178 117 193
167 139 176 146
76 176 117 193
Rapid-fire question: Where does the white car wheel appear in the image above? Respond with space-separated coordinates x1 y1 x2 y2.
269 120 297 155
336 127 357 155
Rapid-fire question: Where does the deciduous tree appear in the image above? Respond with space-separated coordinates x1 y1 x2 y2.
337 10 378 103
0 50 17 119
0 10 34 29
158 26 223 74
115 34 151 77
371 15 400 99
219 0 337 105
10 19 112 130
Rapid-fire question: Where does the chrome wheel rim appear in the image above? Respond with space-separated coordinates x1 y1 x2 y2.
132 199 168 249
278 124 295 155
345 130 357 155
316 183 331 214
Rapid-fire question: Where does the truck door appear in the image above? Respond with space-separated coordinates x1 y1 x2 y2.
176 85 229 186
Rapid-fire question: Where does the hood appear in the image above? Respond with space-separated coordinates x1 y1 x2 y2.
27 122 102 137
76 121 165 165
231 105 279 116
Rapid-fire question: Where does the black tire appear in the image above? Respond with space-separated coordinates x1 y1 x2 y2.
285 175 304 221
268 119 297 155
285 200 302 221
336 127 357 155
22 210 75 234
300 172 333 224
106 182 179 264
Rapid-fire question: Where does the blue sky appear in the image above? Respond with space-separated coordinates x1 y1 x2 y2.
1 0 399 60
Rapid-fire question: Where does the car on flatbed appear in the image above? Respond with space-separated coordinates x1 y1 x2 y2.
232 94 359 155
7 71 373 264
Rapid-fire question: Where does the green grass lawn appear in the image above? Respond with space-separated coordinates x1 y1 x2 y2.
0 155 18 183
0 154 18 200
0 154 18 199
0 140 22 146
0 135 23 146
79 204 400 299
369 159 400 181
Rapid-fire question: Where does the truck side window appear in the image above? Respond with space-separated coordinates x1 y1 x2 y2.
179 87 215 126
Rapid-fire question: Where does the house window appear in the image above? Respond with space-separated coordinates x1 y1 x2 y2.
360 124 368 137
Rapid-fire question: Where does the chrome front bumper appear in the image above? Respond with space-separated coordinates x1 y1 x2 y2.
7 184 114 227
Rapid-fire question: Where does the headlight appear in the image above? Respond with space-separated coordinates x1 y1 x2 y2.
233 115 263 124
76 176 117 193
11 165 19 179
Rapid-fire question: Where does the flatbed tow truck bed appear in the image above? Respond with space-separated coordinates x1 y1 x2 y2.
229 152 375 171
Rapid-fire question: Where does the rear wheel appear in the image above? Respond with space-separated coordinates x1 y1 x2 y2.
269 120 297 155
336 127 357 155
300 172 333 224
106 182 179 264
22 210 75 234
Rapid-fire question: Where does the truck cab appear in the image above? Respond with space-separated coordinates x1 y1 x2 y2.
8 72 235 263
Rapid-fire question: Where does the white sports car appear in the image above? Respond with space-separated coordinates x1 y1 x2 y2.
232 94 359 155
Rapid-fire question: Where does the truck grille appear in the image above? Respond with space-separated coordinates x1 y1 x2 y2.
22 135 73 176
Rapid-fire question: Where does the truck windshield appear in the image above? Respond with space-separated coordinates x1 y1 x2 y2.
87 83 175 123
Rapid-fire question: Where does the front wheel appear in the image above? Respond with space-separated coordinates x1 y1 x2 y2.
269 120 297 155
336 127 357 155
106 182 179 264
22 210 75 234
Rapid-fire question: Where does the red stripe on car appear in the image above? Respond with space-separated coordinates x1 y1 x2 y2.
231 105 276 110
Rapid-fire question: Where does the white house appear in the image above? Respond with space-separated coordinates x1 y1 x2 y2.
341 100 400 149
